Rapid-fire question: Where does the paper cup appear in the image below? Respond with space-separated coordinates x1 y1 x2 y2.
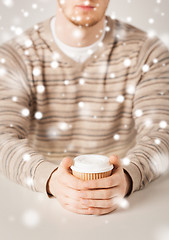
70 155 113 180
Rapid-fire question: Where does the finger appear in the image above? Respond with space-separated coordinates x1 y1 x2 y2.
88 205 118 215
109 155 122 170
59 171 88 190
82 171 121 189
57 183 82 200
80 197 117 208
80 186 121 199
59 157 74 171
58 194 88 210
63 204 94 215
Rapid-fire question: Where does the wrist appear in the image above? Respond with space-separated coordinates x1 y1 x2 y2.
46 167 58 196
124 169 132 197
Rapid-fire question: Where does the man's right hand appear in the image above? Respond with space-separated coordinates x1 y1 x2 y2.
47 157 94 215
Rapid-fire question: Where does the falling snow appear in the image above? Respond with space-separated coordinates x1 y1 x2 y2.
36 85 45 94
22 209 40 228
0 0 168 223
121 157 131 166
23 153 31 162
159 120 167 129
21 108 30 117
34 111 43 120
135 109 143 117
33 67 41 76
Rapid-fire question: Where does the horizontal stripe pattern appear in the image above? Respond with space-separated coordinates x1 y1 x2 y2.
0 15 169 195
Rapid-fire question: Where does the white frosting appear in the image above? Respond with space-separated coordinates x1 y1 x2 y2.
70 155 114 173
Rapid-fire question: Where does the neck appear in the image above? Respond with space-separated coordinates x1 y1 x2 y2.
55 6 106 47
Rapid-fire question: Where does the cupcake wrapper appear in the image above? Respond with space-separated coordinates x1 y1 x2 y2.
72 170 112 180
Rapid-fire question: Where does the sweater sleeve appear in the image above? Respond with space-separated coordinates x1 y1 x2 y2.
123 36 169 194
0 43 58 197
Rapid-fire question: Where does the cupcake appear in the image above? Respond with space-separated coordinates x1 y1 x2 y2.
70 154 113 180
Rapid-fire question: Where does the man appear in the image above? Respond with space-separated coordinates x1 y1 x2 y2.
0 0 168 216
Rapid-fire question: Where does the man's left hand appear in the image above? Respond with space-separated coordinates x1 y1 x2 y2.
79 155 132 215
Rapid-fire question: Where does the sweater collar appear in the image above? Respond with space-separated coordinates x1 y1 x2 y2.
39 15 116 72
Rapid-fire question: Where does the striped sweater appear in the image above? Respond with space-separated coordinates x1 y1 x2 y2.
0 15 169 197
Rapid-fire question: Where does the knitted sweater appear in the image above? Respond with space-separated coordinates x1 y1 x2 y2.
0 15 169 197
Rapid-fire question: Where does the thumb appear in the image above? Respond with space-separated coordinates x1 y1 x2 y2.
109 155 121 170
60 157 73 170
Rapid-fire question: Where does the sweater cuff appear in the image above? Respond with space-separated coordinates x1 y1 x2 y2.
33 161 59 198
123 162 142 194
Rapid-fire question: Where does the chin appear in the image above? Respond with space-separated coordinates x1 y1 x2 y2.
69 16 101 28
71 21 98 28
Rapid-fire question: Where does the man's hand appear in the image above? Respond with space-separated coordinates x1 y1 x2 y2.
47 155 132 215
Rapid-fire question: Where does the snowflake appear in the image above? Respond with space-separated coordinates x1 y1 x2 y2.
116 95 125 103
148 18 155 24
154 138 161 145
79 78 85 85
2 0 14 8
113 134 120 141
153 58 158 64
51 61 59 68
121 157 130 166
78 102 84 108
135 109 143 117
25 39 32 47
60 0 65 5
34 111 43 120
110 73 115 78
126 16 132 22
0 67 6 76
98 42 103 47
23 153 31 162
36 85 45 94
123 58 131 67
58 122 69 131
22 209 40 228
145 119 153 127
142 64 150 73
64 80 69 85
0 58 6 64
33 67 41 76
105 26 110 32
159 121 167 129
25 177 34 187
32 4 38 9
114 197 129 209
126 85 135 94
84 1 90 6
15 27 23 36
21 108 30 117
147 30 157 38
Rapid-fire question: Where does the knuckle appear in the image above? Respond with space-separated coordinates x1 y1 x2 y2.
94 208 101 215
76 190 81 199
73 179 79 189
104 190 110 199
108 199 113 207
91 191 95 199
103 191 107 199
107 178 113 187
90 180 96 188
73 200 79 208
89 199 94 207
72 179 81 189
109 189 114 198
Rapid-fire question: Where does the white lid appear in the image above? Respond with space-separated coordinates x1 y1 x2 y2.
70 154 114 173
